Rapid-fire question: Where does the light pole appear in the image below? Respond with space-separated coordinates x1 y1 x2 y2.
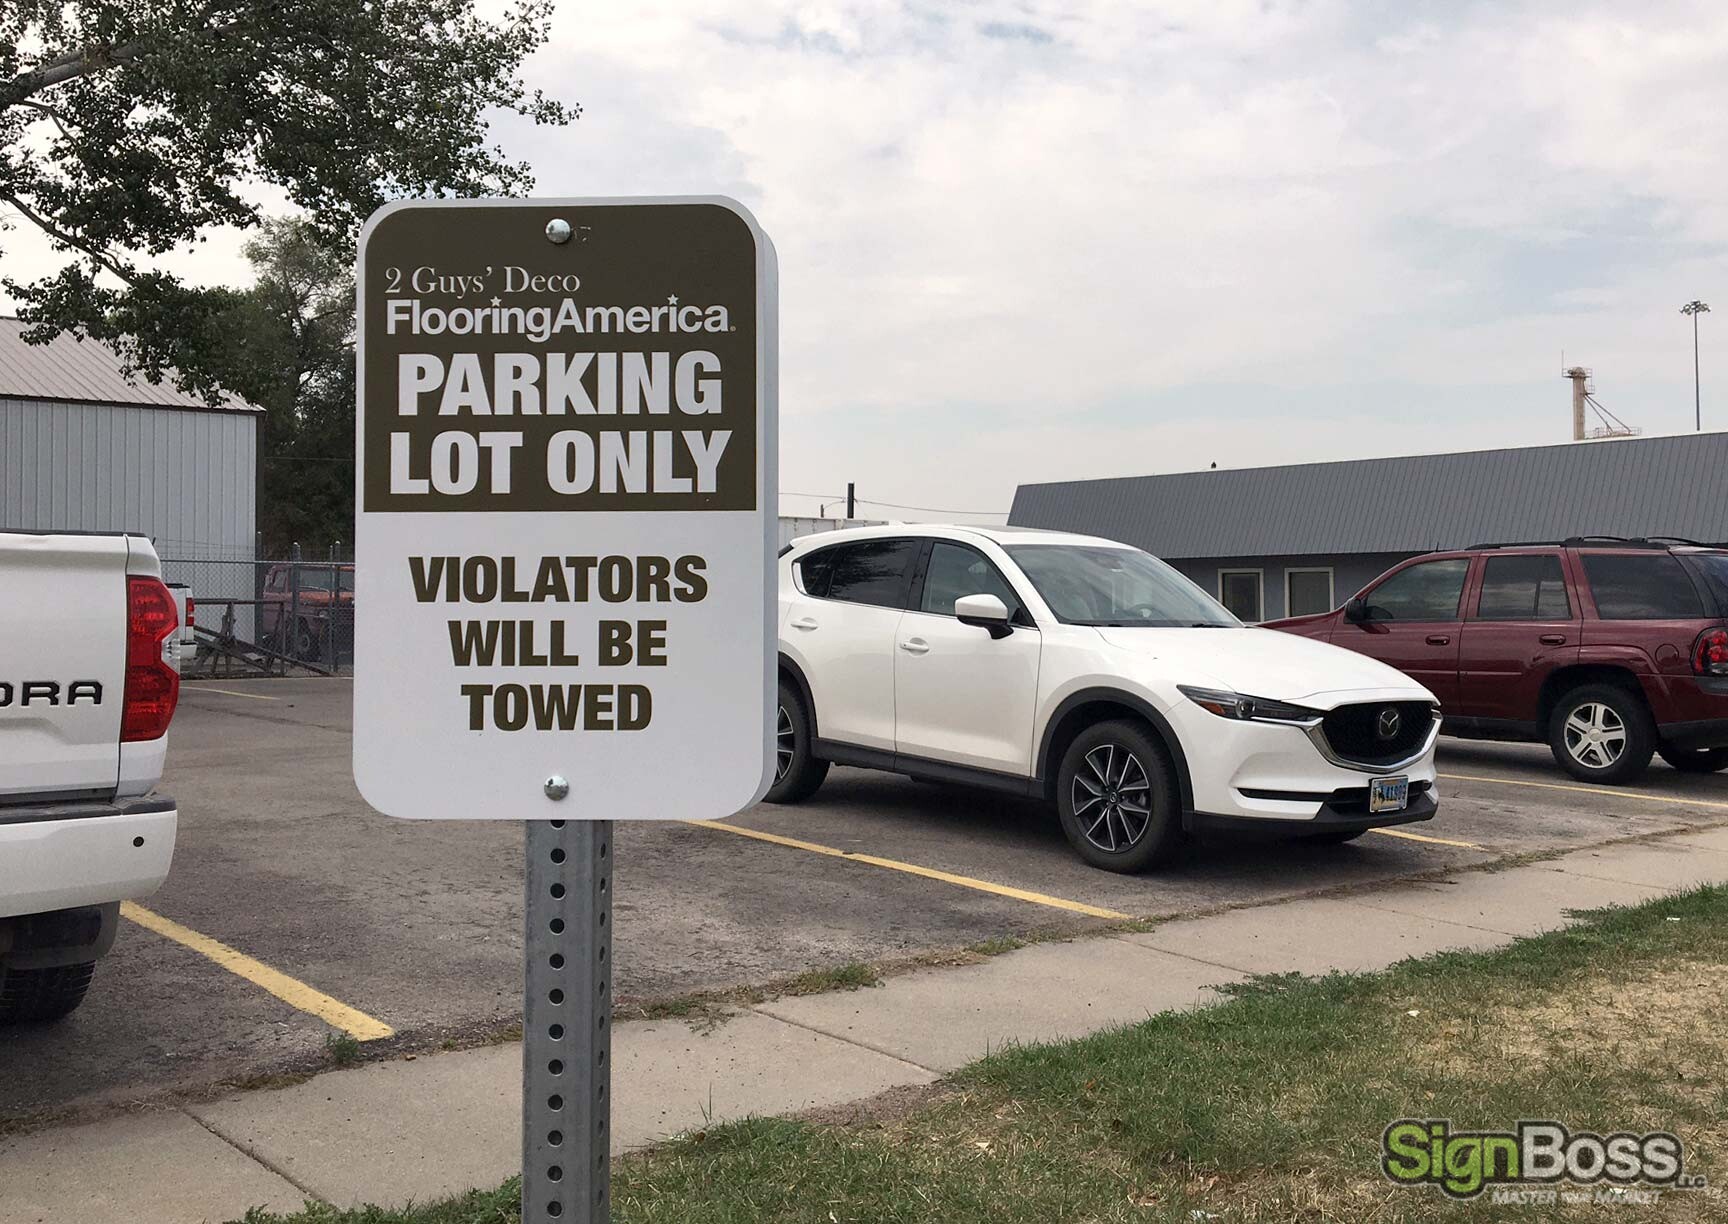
1682 300 1710 431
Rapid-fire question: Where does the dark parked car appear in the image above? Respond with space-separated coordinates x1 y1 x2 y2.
1264 538 1728 784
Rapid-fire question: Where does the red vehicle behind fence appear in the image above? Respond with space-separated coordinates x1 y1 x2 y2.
259 563 354 663
1265 538 1728 784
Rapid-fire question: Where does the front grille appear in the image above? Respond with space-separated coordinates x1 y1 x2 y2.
1319 701 1433 767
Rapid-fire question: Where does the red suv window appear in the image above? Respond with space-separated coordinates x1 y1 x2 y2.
1582 554 1704 620
1689 553 1728 614
1477 554 1571 620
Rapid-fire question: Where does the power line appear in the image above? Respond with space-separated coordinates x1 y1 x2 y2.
854 497 1008 517
778 488 1008 517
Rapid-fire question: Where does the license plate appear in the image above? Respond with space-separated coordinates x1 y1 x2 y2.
1369 775 1409 813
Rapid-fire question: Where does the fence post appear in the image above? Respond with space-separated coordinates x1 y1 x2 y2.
286 543 302 676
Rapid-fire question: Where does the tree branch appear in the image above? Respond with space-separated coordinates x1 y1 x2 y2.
0 190 138 285
4 42 141 105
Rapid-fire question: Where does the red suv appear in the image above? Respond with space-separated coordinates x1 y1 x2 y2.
1265 538 1728 784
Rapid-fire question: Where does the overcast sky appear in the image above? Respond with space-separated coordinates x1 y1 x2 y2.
7 0 1726 522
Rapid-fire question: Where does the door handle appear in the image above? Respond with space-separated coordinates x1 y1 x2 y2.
1425 634 1451 646
790 617 818 631
899 638 930 655
1539 633 1567 645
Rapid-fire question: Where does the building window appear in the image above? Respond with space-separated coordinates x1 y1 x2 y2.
1218 569 1263 622
1285 568 1334 618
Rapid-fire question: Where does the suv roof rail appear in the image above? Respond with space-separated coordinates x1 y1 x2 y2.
1464 536 1674 551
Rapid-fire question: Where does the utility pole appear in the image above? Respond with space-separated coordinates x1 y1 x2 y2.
1682 300 1710 431
845 482 855 519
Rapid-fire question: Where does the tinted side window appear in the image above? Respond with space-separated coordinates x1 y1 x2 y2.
1583 554 1704 619
1688 554 1728 614
1363 558 1469 622
796 548 836 598
1477 555 1571 620
824 540 921 608
921 543 1020 617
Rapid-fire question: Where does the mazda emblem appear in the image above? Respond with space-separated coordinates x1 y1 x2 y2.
1376 707 1402 741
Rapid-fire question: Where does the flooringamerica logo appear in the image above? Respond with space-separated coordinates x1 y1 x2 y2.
1382 1120 1710 1203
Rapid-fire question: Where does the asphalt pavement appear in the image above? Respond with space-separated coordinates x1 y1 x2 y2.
3 674 1726 1128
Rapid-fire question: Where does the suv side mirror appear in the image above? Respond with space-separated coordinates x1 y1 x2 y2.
955 593 1013 638
1343 596 1369 624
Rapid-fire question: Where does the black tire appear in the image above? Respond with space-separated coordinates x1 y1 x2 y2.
293 619 323 663
0 962 96 1024
1547 683 1657 785
764 679 828 803
1056 719 1182 872
1657 744 1728 774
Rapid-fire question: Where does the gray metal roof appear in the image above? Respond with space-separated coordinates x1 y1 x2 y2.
1009 432 1728 558
0 317 261 412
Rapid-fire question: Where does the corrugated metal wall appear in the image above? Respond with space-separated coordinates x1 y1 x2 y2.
0 397 256 560
1010 432 1728 559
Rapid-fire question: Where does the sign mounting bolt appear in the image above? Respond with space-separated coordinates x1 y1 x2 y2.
545 218 572 245
543 775 570 801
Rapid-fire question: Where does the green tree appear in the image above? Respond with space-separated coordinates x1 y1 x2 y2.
227 218 356 553
1 0 573 396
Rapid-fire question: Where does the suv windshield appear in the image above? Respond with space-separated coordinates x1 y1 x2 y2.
1006 544 1237 627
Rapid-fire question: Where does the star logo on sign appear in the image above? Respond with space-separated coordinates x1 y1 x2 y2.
667 295 679 305
490 297 501 306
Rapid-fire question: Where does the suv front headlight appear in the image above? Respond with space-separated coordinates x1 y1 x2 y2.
1177 685 1323 726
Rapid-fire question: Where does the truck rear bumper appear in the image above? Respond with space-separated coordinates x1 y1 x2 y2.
0 797 177 920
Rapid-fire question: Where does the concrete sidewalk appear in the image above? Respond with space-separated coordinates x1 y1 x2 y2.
5 824 1727 1224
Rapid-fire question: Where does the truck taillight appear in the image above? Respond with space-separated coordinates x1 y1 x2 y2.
186 594 195 630
123 576 180 741
1693 627 1728 678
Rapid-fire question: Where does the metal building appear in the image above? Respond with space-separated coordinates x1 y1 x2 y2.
0 317 259 559
1010 431 1728 623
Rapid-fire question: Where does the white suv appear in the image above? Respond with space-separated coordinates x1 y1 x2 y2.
770 525 1441 872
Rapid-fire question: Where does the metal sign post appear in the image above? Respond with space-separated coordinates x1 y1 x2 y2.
351 197 777 1224
522 816 611 1222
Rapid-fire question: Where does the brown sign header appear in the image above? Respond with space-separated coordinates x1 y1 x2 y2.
359 202 759 513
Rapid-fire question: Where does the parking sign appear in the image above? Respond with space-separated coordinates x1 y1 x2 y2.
352 197 777 821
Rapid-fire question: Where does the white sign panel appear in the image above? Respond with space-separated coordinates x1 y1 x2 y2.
353 197 777 820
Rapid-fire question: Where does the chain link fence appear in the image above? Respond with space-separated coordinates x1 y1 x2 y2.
161 548 354 678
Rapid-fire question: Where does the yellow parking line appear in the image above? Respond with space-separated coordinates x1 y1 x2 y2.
121 902 394 1041
182 686 283 701
684 820 1133 920
1440 772 1728 812
1367 826 1483 849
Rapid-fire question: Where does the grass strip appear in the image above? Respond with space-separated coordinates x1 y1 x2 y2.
234 885 1728 1223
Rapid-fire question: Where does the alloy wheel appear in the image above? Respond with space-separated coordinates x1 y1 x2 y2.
1564 702 1627 769
775 705 795 782
1071 743 1151 853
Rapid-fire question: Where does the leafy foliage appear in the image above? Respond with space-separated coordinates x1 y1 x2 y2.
1 0 573 395
220 217 356 552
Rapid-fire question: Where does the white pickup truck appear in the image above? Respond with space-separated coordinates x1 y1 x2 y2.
0 532 181 1023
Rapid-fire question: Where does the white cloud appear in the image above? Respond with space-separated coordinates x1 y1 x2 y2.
7 0 1727 520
